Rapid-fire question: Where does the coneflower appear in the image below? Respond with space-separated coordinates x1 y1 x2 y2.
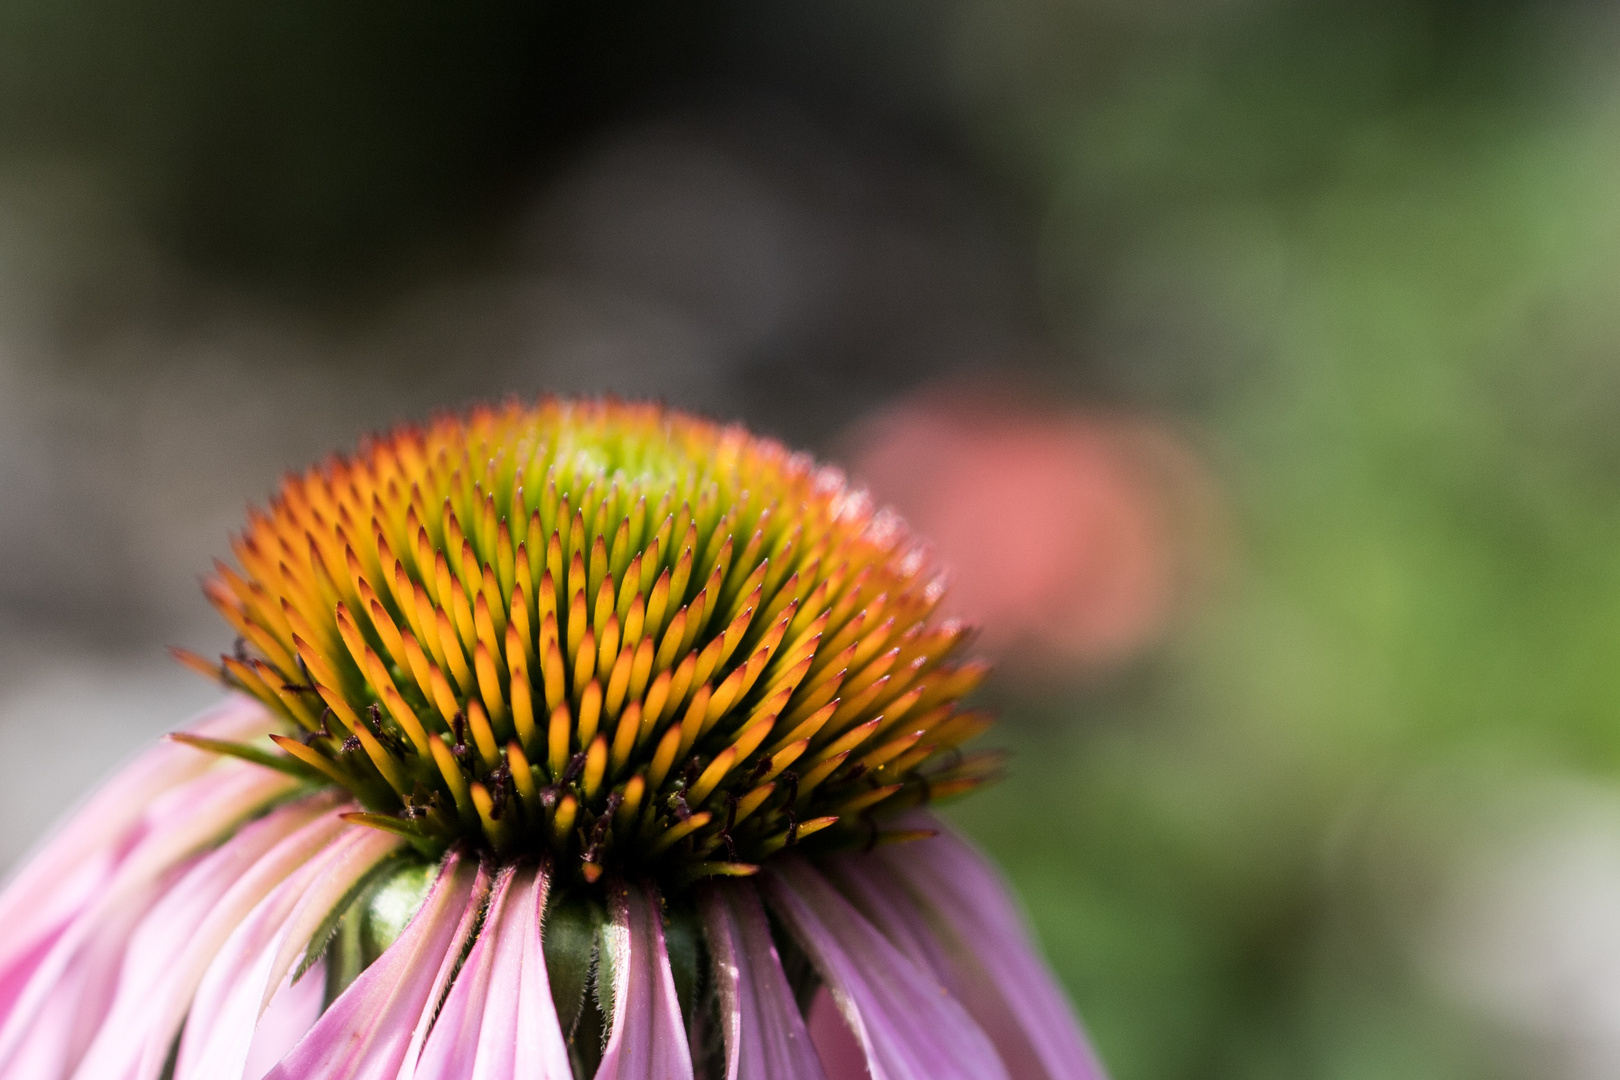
0 399 1106 1080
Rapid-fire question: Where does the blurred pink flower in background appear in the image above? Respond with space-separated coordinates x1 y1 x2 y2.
845 382 1222 676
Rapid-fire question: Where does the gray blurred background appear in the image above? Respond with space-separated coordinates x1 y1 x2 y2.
9 1 1620 1077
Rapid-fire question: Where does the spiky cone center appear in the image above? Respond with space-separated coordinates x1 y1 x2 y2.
186 399 999 892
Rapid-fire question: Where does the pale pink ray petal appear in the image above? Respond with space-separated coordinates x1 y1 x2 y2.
0 695 270 920
0 780 321 1077
873 818 1107 1080
0 696 275 969
806 989 869 1080
0 881 151 1080
262 850 486 1080
510 865 573 1080
0 738 296 1022
0 842 119 1011
762 858 1008 1080
175 826 404 1080
701 882 826 1080
0 923 65 1021
408 861 571 1080
243 960 328 1080
407 864 514 1079
393 857 496 1075
123 760 301 885
593 880 694 1080
70 794 348 1080
820 861 954 989
262 826 412 1014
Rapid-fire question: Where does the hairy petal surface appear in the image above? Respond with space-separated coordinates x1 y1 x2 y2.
593 881 693 1080
510 865 575 1079
701 883 826 1080
873 819 1107 1080
763 858 1007 1080
406 866 514 1080
264 850 486 1080
393 858 497 1074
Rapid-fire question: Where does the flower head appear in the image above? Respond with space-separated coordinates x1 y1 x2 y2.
0 399 1105 1080
192 398 993 879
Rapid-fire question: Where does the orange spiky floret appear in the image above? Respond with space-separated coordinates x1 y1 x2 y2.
193 398 999 886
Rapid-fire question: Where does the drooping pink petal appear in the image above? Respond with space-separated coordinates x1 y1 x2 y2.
263 850 487 1080
406 865 513 1080
763 858 1008 1080
0 776 319 1078
71 793 348 1080
820 860 955 990
0 702 293 1022
406 861 570 1080
806 989 869 1080
0 924 65 1022
392 856 497 1075
701 883 826 1080
510 865 575 1080
871 818 1107 1080
175 825 404 1080
593 880 694 1080
0 694 274 961
1 891 150 1080
243 960 328 1079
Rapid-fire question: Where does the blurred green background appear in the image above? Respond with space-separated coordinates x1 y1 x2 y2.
4 1 1620 1077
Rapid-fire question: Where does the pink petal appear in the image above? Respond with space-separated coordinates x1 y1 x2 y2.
0 701 291 1013
175 825 404 1080
762 858 1008 1080
408 865 513 1080
0 694 273 951
392 856 497 1074
244 959 328 1079
806 989 869 1080
701 883 826 1080
261 827 412 1016
510 866 574 1080
117 761 302 896
820 860 955 987
0 918 70 1021
0 781 323 1078
71 794 348 1080
1 894 151 1080
408 861 571 1080
263 850 488 1080
871 817 1107 1080
593 880 694 1080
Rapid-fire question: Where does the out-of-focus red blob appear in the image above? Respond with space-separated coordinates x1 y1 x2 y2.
845 383 1221 676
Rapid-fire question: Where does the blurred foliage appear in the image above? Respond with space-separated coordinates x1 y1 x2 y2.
947 2 1620 1078
0 0 964 291
0 0 739 284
